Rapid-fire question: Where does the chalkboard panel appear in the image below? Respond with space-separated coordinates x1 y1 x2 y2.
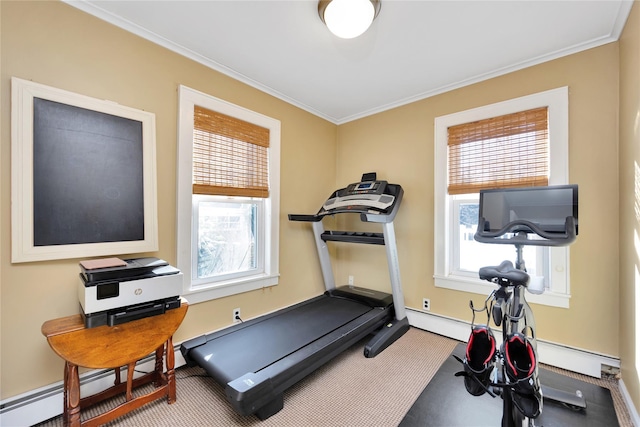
33 98 145 246
11 77 158 263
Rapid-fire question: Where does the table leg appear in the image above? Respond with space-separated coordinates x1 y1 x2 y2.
166 336 176 404
154 345 164 387
65 362 81 427
63 362 68 425
125 361 135 401
114 366 121 385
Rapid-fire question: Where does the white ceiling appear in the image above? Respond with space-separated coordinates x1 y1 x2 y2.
66 0 633 124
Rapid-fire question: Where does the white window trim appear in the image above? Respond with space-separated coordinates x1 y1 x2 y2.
176 85 280 304
434 87 571 308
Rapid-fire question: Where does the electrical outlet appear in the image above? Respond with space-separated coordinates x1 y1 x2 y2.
348 275 354 285
423 298 430 311
233 308 241 323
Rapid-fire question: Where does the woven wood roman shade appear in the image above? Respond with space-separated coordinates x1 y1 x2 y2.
193 105 270 198
447 107 549 195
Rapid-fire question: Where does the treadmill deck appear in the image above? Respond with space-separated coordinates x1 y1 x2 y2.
187 294 381 384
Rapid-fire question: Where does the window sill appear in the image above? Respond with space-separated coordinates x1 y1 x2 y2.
183 273 279 304
434 274 570 309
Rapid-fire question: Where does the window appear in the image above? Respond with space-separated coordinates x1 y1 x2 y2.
447 107 549 194
177 86 280 303
434 87 570 308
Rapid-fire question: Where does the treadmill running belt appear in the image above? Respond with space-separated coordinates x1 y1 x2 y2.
189 295 372 383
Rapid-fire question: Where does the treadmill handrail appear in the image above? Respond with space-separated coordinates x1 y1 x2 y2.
288 214 322 222
321 231 385 245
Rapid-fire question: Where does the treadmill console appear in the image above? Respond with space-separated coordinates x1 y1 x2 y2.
289 173 403 224
346 180 387 195
320 179 395 216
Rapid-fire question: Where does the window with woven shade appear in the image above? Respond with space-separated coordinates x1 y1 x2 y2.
177 85 280 303
447 107 549 195
434 87 570 308
193 105 270 198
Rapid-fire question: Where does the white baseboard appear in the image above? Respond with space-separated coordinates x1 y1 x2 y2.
0 347 187 427
619 379 640 427
405 308 620 377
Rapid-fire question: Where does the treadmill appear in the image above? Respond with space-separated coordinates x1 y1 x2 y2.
180 172 409 420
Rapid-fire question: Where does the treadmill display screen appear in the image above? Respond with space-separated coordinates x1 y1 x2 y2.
355 182 374 190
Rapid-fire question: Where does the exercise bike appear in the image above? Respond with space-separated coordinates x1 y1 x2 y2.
455 185 585 427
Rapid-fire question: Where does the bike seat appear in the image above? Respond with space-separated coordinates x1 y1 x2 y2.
479 260 530 287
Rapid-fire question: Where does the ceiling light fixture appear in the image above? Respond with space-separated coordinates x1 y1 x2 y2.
318 0 381 39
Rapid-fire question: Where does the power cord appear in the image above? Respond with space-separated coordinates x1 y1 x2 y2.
134 368 209 380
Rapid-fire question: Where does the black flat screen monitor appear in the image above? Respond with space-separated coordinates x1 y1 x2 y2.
478 185 578 236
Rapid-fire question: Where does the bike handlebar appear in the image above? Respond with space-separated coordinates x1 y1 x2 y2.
474 216 577 247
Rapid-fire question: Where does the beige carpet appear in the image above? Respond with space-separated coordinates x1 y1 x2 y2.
35 328 633 427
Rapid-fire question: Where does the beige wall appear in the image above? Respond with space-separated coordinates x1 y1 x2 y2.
1 0 638 418
336 43 621 355
619 0 640 414
0 1 335 399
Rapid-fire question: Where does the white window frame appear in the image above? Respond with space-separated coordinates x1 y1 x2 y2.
177 85 280 304
190 195 265 287
434 87 571 308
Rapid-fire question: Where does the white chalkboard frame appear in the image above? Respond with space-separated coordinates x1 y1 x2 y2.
11 77 158 263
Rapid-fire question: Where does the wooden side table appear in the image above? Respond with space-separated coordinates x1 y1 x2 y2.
41 299 188 427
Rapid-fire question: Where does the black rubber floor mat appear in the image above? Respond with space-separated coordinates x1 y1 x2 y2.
400 343 618 427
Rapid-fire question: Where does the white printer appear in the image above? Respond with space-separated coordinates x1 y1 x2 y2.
78 257 183 328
